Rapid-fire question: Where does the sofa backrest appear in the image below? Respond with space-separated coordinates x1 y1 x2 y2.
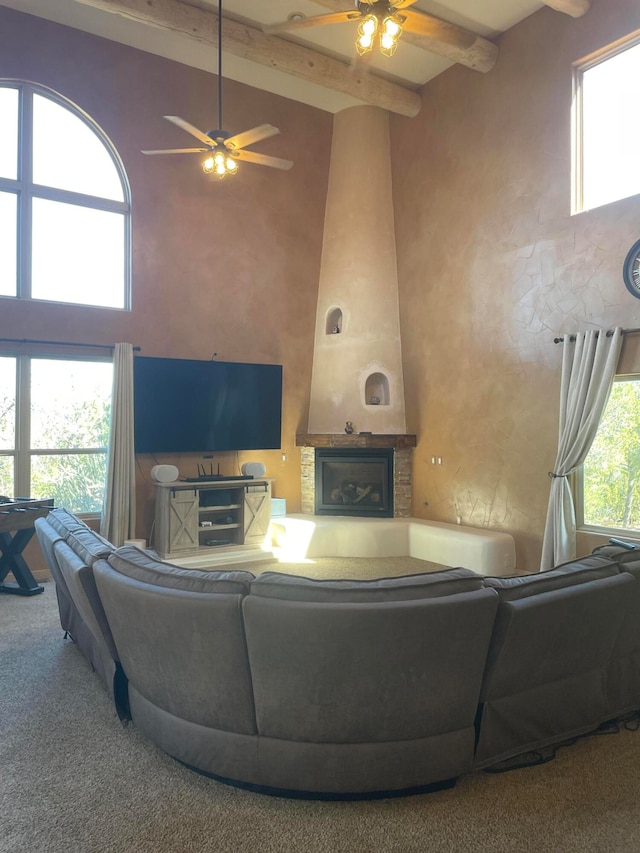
243 579 498 745
480 573 634 702
108 545 253 593
46 507 113 566
93 548 257 735
474 572 635 769
483 554 620 600
251 566 483 603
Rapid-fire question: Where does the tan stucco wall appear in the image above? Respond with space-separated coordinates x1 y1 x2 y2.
391 0 640 570
308 106 406 435
0 6 332 565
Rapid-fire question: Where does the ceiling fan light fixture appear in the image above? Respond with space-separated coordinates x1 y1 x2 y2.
202 148 238 178
356 14 378 55
379 15 402 56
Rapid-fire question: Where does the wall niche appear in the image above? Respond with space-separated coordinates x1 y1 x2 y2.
365 372 389 406
325 307 343 335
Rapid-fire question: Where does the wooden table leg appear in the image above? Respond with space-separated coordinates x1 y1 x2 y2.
0 528 45 596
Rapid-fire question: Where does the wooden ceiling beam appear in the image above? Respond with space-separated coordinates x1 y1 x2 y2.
69 0 422 117
313 0 498 73
541 0 591 17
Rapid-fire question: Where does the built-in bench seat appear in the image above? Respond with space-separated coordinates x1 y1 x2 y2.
269 514 516 576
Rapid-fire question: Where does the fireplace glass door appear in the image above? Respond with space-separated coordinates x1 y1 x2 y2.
315 448 393 517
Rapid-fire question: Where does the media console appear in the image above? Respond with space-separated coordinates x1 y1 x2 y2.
154 479 272 559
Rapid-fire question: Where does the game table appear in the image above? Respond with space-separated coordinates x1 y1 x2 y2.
0 497 54 596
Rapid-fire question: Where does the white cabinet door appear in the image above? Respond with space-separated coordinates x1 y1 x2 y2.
244 483 271 545
168 489 199 552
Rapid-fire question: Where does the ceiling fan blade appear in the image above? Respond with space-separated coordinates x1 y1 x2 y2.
232 149 293 171
141 147 208 155
392 0 420 8
225 124 280 151
264 11 360 35
163 116 213 146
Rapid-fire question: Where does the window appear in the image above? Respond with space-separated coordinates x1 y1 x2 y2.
0 355 112 514
0 81 130 308
573 35 640 213
579 377 640 534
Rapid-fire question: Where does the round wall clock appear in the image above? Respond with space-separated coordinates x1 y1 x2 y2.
623 239 640 298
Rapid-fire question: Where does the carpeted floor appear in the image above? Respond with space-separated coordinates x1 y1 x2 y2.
3 583 640 853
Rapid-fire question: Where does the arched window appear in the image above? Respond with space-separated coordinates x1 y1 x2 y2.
0 80 130 309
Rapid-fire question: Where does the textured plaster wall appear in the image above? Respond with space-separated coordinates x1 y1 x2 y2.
391 0 640 569
307 106 406 435
0 7 332 550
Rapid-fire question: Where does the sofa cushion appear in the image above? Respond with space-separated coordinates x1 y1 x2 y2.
483 555 619 601
108 546 254 594
249 567 483 603
592 543 640 571
47 507 95 537
46 508 113 565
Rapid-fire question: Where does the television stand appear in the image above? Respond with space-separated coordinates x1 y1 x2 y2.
184 475 253 483
154 478 272 559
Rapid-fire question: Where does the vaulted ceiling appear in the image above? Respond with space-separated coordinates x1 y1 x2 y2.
0 0 590 115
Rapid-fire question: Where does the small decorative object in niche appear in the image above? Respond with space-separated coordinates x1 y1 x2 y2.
368 396 380 405
326 307 343 335
623 239 640 298
345 421 354 434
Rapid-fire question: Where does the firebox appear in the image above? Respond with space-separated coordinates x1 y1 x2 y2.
315 447 394 517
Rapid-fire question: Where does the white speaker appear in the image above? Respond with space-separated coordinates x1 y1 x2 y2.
241 461 266 478
150 464 179 483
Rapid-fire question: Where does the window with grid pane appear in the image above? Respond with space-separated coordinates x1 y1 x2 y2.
0 81 130 308
574 37 640 213
0 355 112 514
580 377 640 534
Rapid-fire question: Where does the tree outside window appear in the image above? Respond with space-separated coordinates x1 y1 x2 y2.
582 378 640 532
0 356 112 514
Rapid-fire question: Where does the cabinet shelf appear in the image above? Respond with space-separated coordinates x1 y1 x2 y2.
199 504 241 513
154 478 272 558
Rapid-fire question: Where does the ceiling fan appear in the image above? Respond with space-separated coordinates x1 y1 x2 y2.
265 0 424 58
141 0 293 178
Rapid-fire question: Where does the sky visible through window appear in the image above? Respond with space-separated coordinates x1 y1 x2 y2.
582 40 640 210
0 86 18 180
0 84 127 308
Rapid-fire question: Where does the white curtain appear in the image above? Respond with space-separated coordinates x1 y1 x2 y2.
540 327 623 570
101 343 136 546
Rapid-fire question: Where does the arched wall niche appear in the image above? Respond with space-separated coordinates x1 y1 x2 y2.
325 307 343 335
365 372 390 406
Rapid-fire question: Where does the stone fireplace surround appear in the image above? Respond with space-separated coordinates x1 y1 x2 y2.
296 434 416 518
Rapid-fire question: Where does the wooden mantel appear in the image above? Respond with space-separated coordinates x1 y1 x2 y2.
296 433 417 449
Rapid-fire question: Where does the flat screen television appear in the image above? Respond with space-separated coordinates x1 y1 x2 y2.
133 356 283 454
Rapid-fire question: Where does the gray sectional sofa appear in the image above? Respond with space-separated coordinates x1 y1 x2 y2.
35 508 640 798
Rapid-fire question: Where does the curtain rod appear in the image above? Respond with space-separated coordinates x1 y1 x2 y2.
553 328 640 344
0 337 141 351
